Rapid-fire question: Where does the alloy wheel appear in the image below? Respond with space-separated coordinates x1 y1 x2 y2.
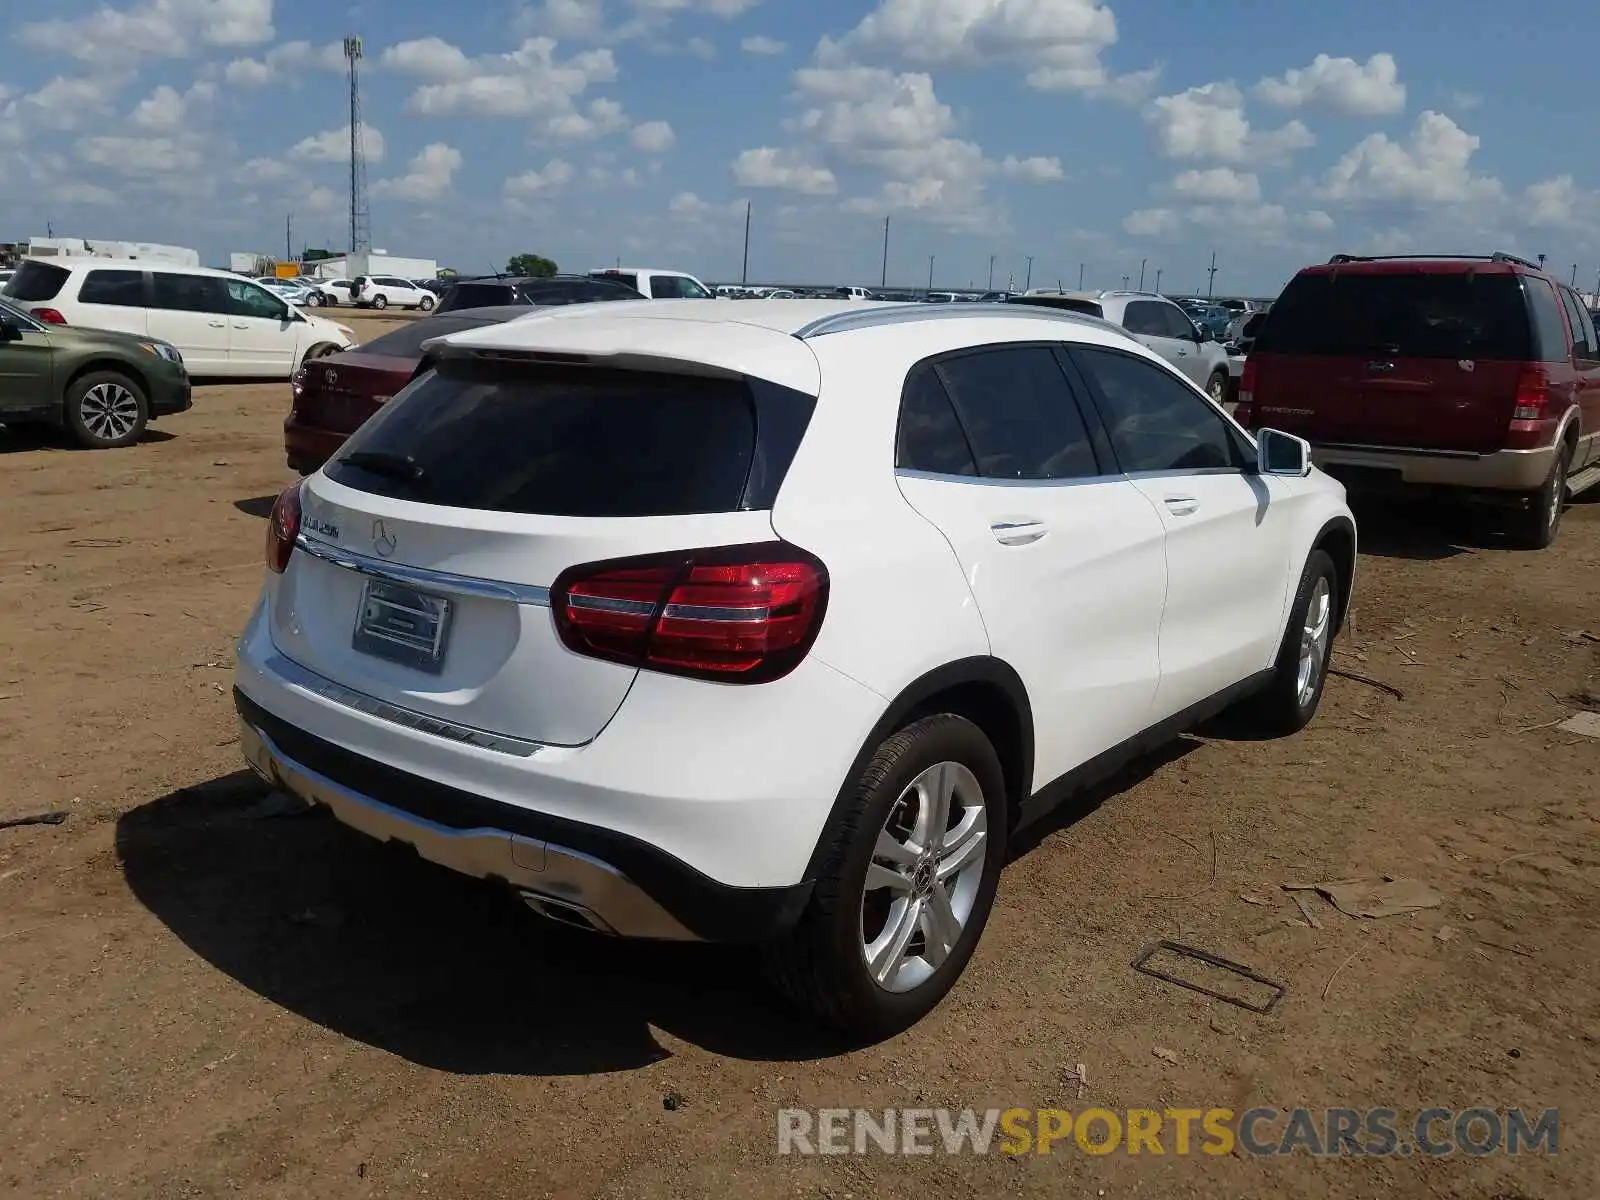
860 761 988 994
1296 576 1332 707
79 382 140 443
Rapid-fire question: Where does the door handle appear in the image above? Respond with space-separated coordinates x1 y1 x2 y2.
208 320 226 328
1366 361 1394 372
232 323 249 329
1176 348 1188 356
990 519 1048 546
1163 495 1200 516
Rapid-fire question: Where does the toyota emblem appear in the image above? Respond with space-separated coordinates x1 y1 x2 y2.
324 368 338 385
372 518 397 558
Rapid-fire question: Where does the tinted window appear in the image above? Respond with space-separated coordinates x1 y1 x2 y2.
1075 346 1248 473
1558 286 1598 359
152 273 230 313
4 261 70 301
325 362 761 517
1254 271 1538 360
934 347 1100 480
895 366 976 475
1007 295 1103 318
1524 278 1570 363
595 272 638 292
78 269 147 307
1156 303 1197 339
654 275 710 299
226 280 288 320
1122 301 1167 336
439 282 515 312
1576 301 1600 360
357 314 504 358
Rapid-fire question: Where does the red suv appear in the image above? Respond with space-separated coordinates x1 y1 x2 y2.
1237 253 1600 547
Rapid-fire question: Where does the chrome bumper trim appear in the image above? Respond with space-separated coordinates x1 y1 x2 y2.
295 534 551 607
238 718 699 941
262 650 545 757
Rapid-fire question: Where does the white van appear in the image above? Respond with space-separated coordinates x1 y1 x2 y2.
3 259 357 378
586 267 716 299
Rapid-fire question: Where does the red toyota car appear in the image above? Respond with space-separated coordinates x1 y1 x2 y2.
284 307 528 474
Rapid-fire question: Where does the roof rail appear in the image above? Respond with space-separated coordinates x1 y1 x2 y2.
795 301 1120 340
1326 251 1542 271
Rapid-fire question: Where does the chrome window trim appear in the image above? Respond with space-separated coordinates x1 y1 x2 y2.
262 650 546 757
894 467 1125 488
295 534 551 606
796 303 1121 340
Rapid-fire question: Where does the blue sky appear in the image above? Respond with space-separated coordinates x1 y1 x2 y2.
1 0 1596 295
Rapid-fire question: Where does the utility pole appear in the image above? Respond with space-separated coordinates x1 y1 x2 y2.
286 212 292 263
1154 268 1163 294
988 254 996 291
1206 250 1218 298
741 200 751 285
344 35 370 255
881 216 889 288
1571 263 1579 288
1024 255 1034 291
1078 262 1085 290
1537 254 1546 269
927 254 935 293
1138 257 1146 290
1121 274 1130 289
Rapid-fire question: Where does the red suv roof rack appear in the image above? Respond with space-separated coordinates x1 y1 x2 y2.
1326 252 1541 271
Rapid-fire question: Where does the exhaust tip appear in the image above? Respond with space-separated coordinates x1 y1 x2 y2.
518 891 614 935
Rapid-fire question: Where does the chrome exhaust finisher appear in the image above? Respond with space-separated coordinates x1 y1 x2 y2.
237 718 699 942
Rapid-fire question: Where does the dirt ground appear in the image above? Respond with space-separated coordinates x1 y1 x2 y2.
1 313 1597 1198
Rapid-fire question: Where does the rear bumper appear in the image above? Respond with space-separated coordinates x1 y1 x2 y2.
283 416 347 474
1310 441 1557 492
236 689 814 942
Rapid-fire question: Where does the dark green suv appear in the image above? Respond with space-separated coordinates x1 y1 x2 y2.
0 296 191 448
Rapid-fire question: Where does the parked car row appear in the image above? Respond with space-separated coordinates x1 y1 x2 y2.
239 293 1355 1038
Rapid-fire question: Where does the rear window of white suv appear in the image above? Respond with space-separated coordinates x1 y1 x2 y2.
324 361 777 517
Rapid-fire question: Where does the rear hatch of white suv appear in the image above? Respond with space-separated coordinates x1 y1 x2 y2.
267 325 822 747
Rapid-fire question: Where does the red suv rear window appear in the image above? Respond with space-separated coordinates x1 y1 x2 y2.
1254 271 1549 361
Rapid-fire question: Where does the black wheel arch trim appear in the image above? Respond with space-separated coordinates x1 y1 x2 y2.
802 656 1034 880
1310 514 1357 634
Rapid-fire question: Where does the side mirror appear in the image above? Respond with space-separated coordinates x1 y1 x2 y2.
1256 427 1312 477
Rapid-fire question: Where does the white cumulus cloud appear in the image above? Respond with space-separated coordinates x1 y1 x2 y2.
1255 53 1405 117
373 143 463 203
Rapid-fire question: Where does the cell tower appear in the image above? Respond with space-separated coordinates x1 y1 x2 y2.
344 35 371 255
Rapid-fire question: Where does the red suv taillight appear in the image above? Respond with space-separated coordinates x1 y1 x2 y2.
265 483 303 574
551 543 828 683
1512 364 1550 421
1235 358 1257 426
33 308 67 325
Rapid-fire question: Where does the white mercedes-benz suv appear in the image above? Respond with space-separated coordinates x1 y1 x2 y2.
234 299 1356 1036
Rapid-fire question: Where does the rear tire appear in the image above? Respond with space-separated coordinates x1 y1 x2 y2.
1232 549 1337 736
763 714 1008 1039
64 371 148 449
418 295 435 312
372 295 388 310
1507 444 1569 549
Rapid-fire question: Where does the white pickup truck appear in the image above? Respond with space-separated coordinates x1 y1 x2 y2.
586 267 717 299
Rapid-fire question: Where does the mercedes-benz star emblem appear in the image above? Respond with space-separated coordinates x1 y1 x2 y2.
324 368 338 385
371 518 397 558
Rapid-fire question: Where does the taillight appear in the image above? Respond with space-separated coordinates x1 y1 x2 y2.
291 366 307 402
33 308 67 325
1233 358 1257 426
551 543 828 683
265 483 302 574
1512 365 1550 421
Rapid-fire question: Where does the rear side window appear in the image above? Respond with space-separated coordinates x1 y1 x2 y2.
595 271 639 292
896 366 977 476
4 261 70 301
933 346 1100 480
1525 278 1572 363
1009 295 1103 318
79 269 147 307
442 282 514 310
152 273 230 313
1254 271 1538 360
326 362 766 517
1121 301 1166 336
1563 288 1600 359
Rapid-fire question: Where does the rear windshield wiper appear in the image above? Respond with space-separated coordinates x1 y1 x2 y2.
341 450 425 482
